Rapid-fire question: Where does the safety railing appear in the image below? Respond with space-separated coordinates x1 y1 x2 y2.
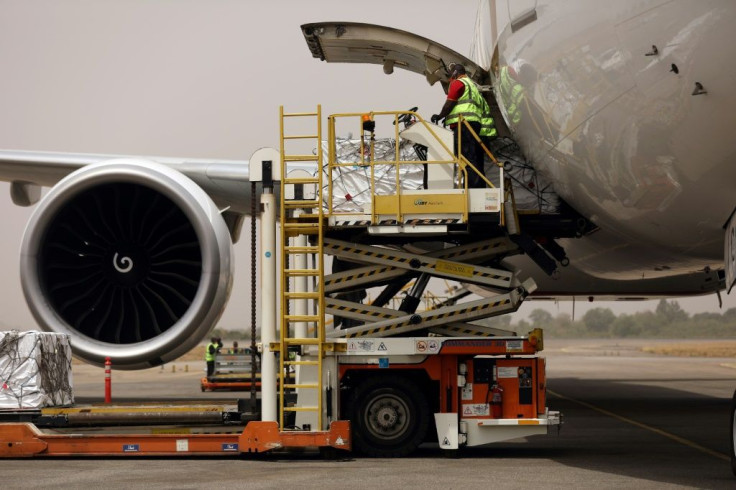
458 117 505 191
325 110 504 225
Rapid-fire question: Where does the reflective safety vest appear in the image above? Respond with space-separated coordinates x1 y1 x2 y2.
498 66 524 126
205 342 216 362
445 77 484 126
478 96 497 139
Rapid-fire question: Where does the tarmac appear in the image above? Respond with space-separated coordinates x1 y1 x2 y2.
2 338 736 489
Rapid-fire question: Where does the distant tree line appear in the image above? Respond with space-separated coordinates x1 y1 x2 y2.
476 299 736 338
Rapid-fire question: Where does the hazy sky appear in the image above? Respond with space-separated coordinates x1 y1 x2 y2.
0 0 732 331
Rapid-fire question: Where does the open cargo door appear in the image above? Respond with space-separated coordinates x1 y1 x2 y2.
301 22 490 91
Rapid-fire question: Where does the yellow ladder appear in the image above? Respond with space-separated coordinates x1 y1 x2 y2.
278 106 326 431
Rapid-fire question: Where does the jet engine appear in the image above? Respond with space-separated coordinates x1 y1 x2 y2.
20 159 234 369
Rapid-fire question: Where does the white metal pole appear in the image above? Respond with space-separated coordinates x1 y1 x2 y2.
260 188 277 422
294 232 308 339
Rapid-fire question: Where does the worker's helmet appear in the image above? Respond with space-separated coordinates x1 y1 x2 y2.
512 59 537 84
448 63 466 80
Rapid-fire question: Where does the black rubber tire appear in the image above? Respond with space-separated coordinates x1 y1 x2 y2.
730 389 736 476
347 375 429 457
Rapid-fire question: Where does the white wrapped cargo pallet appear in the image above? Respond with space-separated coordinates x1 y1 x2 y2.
0 331 74 409
322 138 423 214
322 136 562 216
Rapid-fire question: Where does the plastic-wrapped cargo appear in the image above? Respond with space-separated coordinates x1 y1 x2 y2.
323 138 424 214
323 136 561 215
0 331 74 409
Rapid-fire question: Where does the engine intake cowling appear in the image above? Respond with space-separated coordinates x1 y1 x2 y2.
21 159 234 369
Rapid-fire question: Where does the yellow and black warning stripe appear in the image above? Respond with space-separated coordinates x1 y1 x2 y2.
326 240 509 283
325 265 394 287
421 299 511 322
333 218 461 227
440 240 510 260
323 238 516 292
326 303 396 320
332 220 372 227
403 219 460 225
346 321 414 338
340 297 514 338
326 243 420 269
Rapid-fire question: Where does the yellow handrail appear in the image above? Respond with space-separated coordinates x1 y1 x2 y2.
458 117 496 189
325 110 504 225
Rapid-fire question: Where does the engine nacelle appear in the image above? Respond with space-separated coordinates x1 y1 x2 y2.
20 159 234 369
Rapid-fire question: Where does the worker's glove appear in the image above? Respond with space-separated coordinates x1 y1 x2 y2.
431 114 442 124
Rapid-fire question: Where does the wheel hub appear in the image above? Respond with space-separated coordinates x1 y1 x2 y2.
366 394 410 438
374 404 399 431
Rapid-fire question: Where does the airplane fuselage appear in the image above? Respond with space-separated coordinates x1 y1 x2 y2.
491 0 736 281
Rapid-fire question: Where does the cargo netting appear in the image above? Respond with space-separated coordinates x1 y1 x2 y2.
0 331 74 409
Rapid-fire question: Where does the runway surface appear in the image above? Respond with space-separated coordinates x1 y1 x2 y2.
3 338 736 489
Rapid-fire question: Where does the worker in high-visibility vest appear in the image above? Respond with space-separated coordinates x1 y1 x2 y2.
431 63 487 188
478 95 498 159
205 337 221 377
499 61 558 143
498 65 524 127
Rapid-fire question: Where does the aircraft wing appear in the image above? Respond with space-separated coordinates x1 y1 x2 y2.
0 149 251 212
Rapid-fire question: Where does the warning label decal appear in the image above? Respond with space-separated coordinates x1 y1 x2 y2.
415 339 441 354
436 259 474 278
462 404 490 417
348 340 376 352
